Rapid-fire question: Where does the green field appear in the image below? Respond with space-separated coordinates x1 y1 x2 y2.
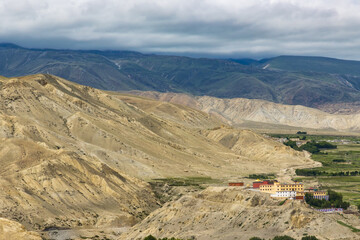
271 134 360 205
299 144 360 204
269 133 360 142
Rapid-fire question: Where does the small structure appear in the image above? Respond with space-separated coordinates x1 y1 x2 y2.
228 182 244 186
260 181 303 194
252 179 263 188
315 208 343 213
271 191 297 199
295 195 305 200
253 179 277 189
304 189 329 200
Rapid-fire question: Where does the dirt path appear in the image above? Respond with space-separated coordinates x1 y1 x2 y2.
276 152 322 183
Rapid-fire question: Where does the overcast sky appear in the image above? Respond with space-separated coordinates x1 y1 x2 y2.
1 0 360 59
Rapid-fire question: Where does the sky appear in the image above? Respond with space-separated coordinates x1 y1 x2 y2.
1 0 360 59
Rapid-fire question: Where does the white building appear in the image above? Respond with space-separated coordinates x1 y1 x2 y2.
270 191 297 199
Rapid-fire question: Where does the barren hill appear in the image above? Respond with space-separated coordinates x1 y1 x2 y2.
0 74 312 234
133 91 360 132
122 187 360 240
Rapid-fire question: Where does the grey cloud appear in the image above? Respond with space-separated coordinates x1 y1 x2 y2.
1 0 360 59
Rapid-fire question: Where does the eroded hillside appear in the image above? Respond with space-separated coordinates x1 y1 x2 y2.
122 187 360 240
0 74 312 236
0 218 42 240
133 91 360 132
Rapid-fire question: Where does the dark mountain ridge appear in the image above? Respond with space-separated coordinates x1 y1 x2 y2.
1 43 360 108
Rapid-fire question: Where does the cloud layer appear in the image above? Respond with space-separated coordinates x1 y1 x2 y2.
1 0 360 59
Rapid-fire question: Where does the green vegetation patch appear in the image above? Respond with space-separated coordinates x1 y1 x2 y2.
269 133 360 142
272 134 360 205
337 221 360 232
144 235 190 240
151 177 220 187
248 173 276 179
284 140 337 154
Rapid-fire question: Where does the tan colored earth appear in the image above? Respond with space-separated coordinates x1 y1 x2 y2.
122 187 360 240
132 91 360 132
0 74 314 238
1 74 356 240
0 218 42 240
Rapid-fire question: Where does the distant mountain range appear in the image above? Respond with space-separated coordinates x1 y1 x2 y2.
1 43 360 108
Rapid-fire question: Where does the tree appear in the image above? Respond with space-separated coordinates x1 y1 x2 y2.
273 236 296 240
284 140 299 150
299 143 319 153
249 237 264 240
144 235 157 240
328 190 343 202
302 236 319 240
305 193 312 202
357 203 360 212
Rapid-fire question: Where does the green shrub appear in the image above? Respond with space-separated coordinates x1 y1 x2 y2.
248 173 275 179
284 140 299 150
301 236 319 240
284 140 336 154
279 199 287 206
299 142 319 153
332 159 346 162
273 236 296 240
144 235 157 240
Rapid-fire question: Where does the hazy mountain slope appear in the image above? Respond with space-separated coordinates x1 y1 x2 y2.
2 44 360 108
0 43 167 91
264 56 360 76
132 91 360 131
0 74 312 231
121 187 360 240
109 54 360 107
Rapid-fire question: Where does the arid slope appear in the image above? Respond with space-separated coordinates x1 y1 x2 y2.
133 91 360 131
122 187 360 240
0 74 311 233
0 218 42 240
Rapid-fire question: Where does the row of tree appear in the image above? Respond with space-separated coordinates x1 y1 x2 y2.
248 173 275 179
284 140 337 154
295 169 360 176
251 236 318 240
